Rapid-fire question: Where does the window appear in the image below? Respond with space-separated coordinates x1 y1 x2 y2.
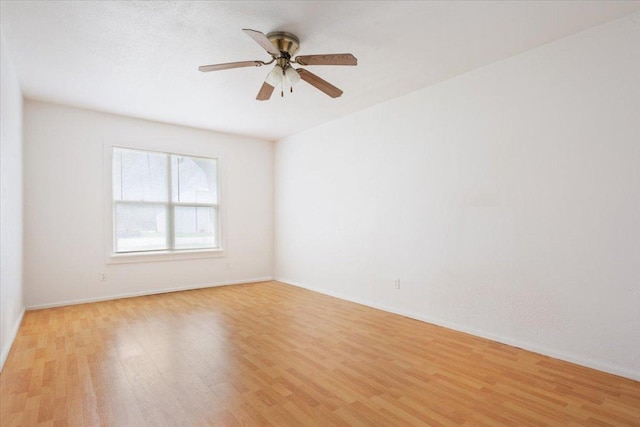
112 147 219 254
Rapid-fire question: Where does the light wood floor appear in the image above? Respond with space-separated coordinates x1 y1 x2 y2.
1 281 638 426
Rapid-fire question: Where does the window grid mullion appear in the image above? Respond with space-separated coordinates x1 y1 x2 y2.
114 200 217 208
167 154 175 250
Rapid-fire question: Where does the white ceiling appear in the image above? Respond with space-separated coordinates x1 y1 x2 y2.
2 1 639 141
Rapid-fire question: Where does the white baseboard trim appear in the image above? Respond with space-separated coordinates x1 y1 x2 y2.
0 307 25 372
26 277 274 311
276 277 639 382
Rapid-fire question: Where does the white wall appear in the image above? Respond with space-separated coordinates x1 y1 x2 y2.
24 101 273 308
0 32 24 370
275 13 640 379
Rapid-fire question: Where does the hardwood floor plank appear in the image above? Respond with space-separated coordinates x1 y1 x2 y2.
1 281 639 426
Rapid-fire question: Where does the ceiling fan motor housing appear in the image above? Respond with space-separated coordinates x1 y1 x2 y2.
267 31 300 60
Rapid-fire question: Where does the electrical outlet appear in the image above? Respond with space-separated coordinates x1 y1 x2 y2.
393 279 400 289
100 273 108 282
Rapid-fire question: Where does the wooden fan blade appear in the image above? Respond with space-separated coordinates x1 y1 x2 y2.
199 61 263 72
242 29 280 57
297 69 343 98
256 82 275 101
295 54 357 66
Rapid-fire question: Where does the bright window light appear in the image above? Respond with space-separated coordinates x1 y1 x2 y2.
112 147 219 253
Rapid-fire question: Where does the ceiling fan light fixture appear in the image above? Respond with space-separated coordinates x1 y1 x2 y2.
285 67 301 87
265 65 301 96
266 65 283 87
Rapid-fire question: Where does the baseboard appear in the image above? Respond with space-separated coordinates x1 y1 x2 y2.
276 277 640 382
0 308 25 372
26 277 274 310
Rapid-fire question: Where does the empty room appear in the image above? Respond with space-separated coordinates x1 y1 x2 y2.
1 1 639 425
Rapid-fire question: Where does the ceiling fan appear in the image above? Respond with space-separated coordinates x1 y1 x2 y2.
198 29 357 101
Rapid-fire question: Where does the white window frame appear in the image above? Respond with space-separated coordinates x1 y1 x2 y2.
104 140 225 264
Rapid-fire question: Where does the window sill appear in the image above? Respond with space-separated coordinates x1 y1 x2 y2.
107 248 225 264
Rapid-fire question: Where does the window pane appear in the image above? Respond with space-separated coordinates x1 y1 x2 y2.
112 148 122 200
115 203 168 252
172 156 217 203
174 206 217 249
114 147 168 202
